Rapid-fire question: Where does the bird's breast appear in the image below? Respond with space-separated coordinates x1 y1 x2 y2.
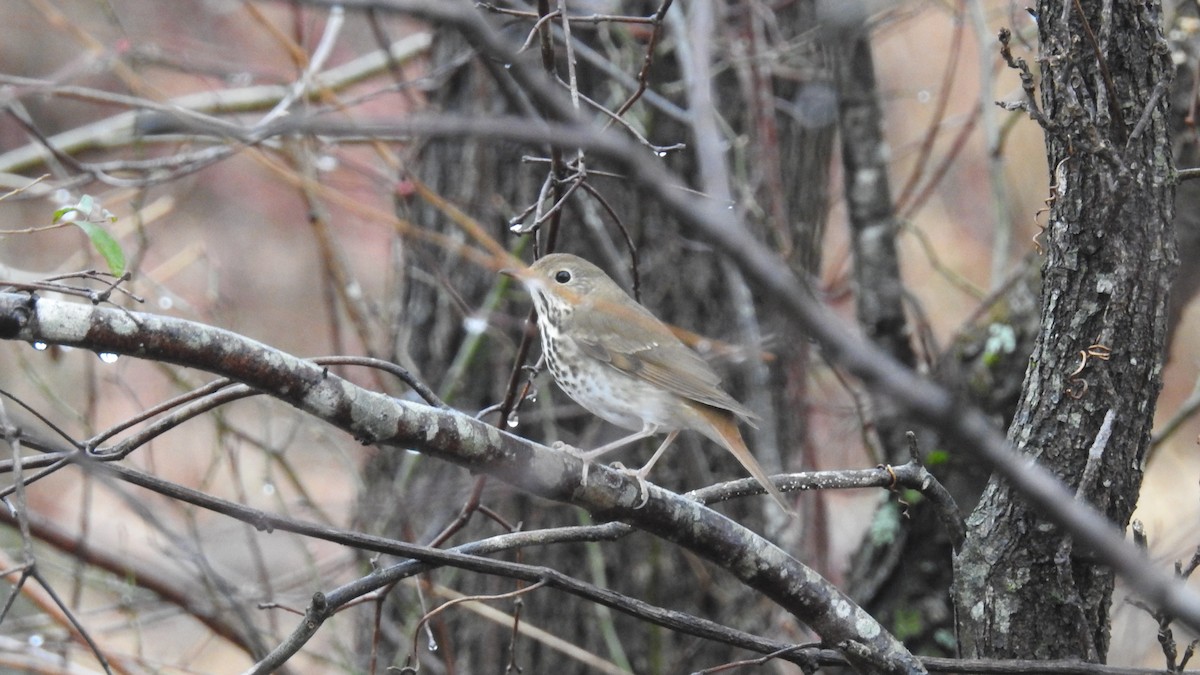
538 318 685 432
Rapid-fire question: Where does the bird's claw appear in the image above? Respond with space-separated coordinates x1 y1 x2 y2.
549 442 648 505
610 462 651 509
551 441 595 486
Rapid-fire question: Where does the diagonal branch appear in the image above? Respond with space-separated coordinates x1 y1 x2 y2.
260 0 1200 633
0 291 922 674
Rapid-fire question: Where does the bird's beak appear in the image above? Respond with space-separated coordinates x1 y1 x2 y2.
499 266 534 286
500 266 543 293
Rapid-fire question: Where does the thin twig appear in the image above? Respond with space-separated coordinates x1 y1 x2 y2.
608 0 675 121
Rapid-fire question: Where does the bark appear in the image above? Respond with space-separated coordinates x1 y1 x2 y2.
952 0 1176 660
848 258 1043 655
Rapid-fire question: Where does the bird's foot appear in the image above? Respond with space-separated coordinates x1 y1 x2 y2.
610 462 651 509
552 441 595 486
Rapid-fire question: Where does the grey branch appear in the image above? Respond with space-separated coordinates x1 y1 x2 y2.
0 291 921 675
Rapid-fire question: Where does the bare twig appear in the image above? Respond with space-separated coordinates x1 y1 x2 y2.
997 27 1052 128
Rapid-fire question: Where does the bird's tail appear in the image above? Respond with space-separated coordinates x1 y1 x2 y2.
700 409 796 517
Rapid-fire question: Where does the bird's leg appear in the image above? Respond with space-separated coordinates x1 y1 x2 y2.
577 426 660 461
557 426 659 486
614 431 679 508
633 430 679 480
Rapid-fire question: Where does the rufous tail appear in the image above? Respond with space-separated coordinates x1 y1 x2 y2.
701 409 796 517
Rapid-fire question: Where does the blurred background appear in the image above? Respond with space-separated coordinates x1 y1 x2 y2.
0 1 1194 672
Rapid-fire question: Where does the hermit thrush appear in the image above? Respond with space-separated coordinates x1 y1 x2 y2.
504 253 793 514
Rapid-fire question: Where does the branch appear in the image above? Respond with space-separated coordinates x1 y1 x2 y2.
0 292 921 674
15 0 1198 654
0 32 432 176
24 0 1200 635
0 502 267 659
53 458 815 672
692 460 964 551
6 426 961 670
291 0 1200 633
115 108 1200 630
270 1 1200 633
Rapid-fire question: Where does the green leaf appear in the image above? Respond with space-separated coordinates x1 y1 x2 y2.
73 221 126 276
924 449 950 466
891 607 925 641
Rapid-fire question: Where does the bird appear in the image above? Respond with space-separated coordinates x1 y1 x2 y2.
504 252 793 514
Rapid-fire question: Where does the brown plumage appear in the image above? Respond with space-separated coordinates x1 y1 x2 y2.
508 253 793 515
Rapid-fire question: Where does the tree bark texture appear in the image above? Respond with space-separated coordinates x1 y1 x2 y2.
953 0 1176 661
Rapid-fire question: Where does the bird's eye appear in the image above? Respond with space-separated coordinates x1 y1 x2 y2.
554 270 571 284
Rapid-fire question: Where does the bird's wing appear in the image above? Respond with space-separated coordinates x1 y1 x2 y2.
571 299 759 423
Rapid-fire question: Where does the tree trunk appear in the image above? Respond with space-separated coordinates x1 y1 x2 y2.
953 0 1176 660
